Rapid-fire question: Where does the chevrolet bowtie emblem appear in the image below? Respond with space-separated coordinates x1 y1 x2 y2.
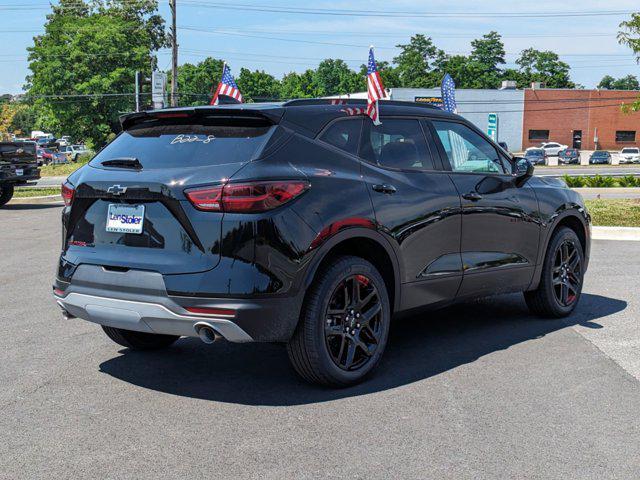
107 185 127 195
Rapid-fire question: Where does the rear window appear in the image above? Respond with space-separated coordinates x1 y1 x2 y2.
621 148 639 153
0 142 36 158
91 123 273 169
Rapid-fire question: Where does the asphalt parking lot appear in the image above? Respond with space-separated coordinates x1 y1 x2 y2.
1 205 639 479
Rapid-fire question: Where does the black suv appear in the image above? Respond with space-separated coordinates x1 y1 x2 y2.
0 141 41 206
54 100 590 386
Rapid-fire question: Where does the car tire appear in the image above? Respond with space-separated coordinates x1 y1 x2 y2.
287 255 391 387
0 184 14 207
101 325 180 350
524 226 584 318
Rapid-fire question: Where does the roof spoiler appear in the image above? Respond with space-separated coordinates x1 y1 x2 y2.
119 106 284 131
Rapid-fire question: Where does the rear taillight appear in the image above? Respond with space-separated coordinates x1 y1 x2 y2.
61 181 75 206
185 307 235 317
185 180 309 213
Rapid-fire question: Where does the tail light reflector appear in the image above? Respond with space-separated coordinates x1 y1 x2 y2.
185 307 235 317
61 181 75 206
185 180 309 213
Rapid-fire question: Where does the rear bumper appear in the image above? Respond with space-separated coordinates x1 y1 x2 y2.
54 263 303 342
55 291 253 342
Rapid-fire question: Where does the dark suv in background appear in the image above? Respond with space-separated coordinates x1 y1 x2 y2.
0 141 41 206
54 100 590 386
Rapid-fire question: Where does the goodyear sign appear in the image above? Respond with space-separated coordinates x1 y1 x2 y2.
415 96 443 109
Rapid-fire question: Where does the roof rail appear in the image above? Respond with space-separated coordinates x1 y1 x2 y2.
282 98 441 110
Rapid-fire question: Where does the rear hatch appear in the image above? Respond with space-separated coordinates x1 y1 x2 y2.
63 108 283 275
0 142 38 180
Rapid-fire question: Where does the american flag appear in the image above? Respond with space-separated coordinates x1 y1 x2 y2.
366 47 386 125
210 64 243 105
341 107 367 116
441 73 457 113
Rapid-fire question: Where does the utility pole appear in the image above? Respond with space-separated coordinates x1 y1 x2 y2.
169 0 178 107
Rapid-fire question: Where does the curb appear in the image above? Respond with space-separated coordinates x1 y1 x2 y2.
8 195 63 205
592 226 640 242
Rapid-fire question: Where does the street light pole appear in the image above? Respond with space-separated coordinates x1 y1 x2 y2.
169 0 178 107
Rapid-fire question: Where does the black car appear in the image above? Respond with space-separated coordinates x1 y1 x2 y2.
558 148 580 164
0 141 41 206
53 100 591 386
524 148 547 165
589 150 611 165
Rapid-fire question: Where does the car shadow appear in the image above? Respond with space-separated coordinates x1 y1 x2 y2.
99 293 625 406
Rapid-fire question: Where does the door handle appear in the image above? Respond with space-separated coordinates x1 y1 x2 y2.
462 191 483 201
372 184 397 194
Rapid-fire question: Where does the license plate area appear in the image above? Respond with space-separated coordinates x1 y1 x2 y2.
15 168 23 176
106 204 145 234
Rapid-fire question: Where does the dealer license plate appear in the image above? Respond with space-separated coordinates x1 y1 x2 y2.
106 204 145 234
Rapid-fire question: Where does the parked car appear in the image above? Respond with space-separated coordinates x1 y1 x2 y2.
58 135 72 147
540 142 568 156
524 148 547 165
40 148 67 165
60 145 90 162
618 147 640 164
0 141 41 207
558 148 580 165
53 100 591 386
589 150 612 165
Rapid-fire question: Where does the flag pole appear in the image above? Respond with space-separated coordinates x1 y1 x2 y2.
210 61 226 106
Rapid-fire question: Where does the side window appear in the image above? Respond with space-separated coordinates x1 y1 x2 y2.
319 119 362 156
360 118 435 170
432 121 506 174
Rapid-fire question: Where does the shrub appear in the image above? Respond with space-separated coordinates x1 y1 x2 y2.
617 175 640 187
585 174 616 188
562 175 586 188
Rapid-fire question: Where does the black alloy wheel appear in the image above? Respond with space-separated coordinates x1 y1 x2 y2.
524 226 584 318
552 240 582 307
287 255 391 387
324 274 383 371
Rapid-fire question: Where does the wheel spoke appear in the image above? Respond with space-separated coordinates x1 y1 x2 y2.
353 336 373 357
344 340 357 369
361 302 381 326
356 290 375 311
561 282 569 305
350 278 359 307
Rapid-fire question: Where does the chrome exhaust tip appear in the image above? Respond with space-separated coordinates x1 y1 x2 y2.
194 322 221 344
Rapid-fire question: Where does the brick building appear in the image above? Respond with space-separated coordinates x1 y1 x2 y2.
522 89 640 151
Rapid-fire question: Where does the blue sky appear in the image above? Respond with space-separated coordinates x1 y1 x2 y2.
1 0 639 93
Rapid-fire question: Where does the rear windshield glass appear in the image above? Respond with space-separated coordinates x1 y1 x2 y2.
90 123 273 169
0 143 36 157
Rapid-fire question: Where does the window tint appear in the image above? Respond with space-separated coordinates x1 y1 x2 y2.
360 118 434 170
319 119 362 156
90 123 273 169
432 121 506 174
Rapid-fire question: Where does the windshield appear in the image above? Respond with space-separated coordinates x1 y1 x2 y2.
91 123 274 169
621 148 638 153
526 150 543 156
592 152 608 157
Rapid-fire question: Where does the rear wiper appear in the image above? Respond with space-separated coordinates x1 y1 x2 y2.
101 157 143 170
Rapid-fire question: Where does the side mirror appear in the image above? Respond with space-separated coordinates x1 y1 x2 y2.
513 157 534 187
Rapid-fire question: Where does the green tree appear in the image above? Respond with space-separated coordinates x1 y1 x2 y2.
393 35 442 87
26 0 167 148
280 70 317 99
236 68 281 101
176 57 224 106
312 59 360 97
9 103 39 136
598 74 639 90
598 75 616 89
515 48 574 88
467 31 506 88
